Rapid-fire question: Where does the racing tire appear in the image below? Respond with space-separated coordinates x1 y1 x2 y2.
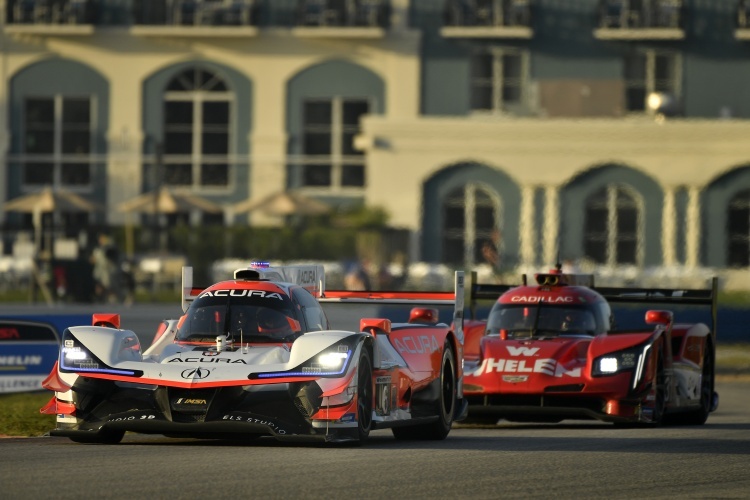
69 429 125 445
355 348 374 445
667 343 714 426
392 342 456 441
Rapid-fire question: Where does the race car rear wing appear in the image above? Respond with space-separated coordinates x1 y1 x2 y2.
181 263 325 313
595 278 719 340
468 271 719 338
320 271 466 340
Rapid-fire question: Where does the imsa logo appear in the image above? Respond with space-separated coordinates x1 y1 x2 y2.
174 398 207 405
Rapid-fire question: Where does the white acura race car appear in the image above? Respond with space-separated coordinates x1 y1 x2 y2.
41 262 467 444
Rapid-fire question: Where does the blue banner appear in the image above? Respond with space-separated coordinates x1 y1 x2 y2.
0 314 90 393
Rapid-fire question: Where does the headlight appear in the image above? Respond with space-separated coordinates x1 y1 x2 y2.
592 343 649 377
598 357 618 373
60 330 141 377
253 340 355 379
64 349 89 361
62 343 100 370
317 352 348 369
300 349 350 375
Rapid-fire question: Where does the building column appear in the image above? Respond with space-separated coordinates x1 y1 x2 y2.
520 185 536 267
0 5 9 213
390 0 410 32
685 186 701 268
662 186 677 266
542 185 560 266
249 66 288 226
106 71 145 226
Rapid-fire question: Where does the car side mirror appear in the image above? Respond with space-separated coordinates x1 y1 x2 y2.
360 318 392 336
645 310 673 325
93 313 120 328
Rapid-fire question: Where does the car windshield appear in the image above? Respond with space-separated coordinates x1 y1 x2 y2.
486 303 598 338
176 292 299 344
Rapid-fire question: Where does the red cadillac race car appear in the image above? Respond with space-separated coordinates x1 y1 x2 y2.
462 266 719 426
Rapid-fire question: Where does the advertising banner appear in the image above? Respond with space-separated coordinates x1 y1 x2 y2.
0 315 89 393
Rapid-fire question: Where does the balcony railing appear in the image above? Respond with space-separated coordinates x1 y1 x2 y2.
294 0 390 28
6 0 94 25
594 0 685 40
441 0 532 39
132 0 258 27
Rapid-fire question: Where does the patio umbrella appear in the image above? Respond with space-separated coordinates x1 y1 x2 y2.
118 187 223 255
117 186 222 214
231 190 331 217
3 186 101 258
3 186 100 213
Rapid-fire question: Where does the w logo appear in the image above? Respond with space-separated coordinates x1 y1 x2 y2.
506 346 540 357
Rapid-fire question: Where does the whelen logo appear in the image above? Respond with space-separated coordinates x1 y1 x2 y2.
471 358 581 378
181 368 211 380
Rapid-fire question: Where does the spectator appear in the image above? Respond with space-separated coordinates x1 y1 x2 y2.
344 261 371 291
120 258 136 306
91 234 118 303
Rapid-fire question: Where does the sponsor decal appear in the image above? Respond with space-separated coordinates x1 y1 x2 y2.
296 269 317 285
108 414 156 422
0 344 58 377
506 346 540 356
503 375 529 383
0 328 20 340
393 335 440 355
223 414 287 434
471 358 581 378
339 413 356 423
510 296 574 303
202 351 219 356
198 289 284 300
0 377 44 391
0 320 62 393
0 354 43 369
375 376 393 416
174 398 208 405
181 368 211 380
169 357 247 364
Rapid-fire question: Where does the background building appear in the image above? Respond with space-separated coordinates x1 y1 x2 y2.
2 0 750 290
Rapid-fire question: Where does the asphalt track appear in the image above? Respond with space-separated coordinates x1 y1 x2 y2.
1 380 748 499
2 304 749 499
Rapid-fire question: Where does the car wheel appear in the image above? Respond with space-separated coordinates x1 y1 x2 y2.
355 348 374 444
392 341 456 440
668 343 714 426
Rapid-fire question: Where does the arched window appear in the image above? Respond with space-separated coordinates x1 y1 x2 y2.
727 189 750 267
583 185 642 266
162 67 231 188
442 184 501 267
